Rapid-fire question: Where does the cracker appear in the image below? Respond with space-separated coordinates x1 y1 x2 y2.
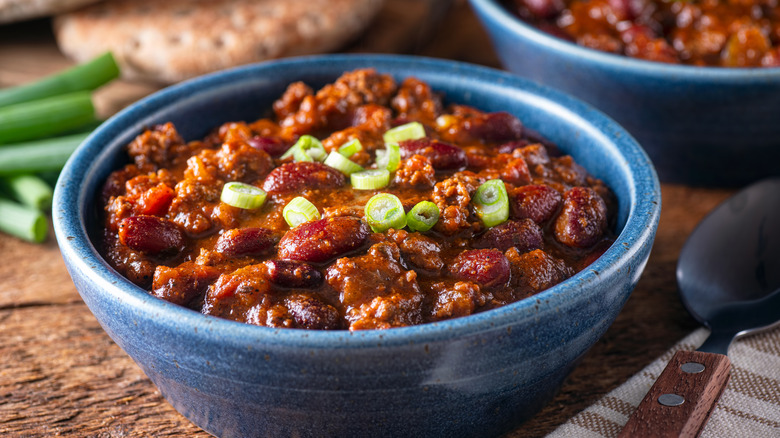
0 0 99 24
53 0 384 84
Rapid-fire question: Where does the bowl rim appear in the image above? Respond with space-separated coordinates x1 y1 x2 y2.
469 0 780 81
53 53 660 349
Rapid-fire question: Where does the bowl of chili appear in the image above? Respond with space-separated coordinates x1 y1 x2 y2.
469 0 780 186
53 54 659 438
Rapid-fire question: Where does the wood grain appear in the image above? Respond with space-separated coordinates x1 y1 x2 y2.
618 351 731 438
0 1 738 437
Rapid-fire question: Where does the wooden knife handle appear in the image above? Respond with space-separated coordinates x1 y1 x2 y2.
618 350 731 438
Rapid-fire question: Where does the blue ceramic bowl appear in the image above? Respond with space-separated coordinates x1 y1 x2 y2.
53 55 660 438
469 0 780 186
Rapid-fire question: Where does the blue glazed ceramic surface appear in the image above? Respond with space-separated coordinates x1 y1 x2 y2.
53 55 660 438
469 0 780 186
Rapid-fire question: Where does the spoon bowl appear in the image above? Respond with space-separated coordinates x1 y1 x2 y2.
620 178 780 437
678 178 780 351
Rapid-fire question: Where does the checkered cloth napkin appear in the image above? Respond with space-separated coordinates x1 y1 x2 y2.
548 327 780 438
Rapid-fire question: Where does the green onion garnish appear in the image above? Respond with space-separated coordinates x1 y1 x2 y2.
365 193 407 233
282 135 326 162
406 201 440 232
383 121 426 144
0 91 96 144
0 52 120 108
351 169 390 190
283 196 321 227
324 151 364 176
0 174 53 211
473 179 510 228
0 132 89 176
0 196 47 243
376 142 401 171
220 182 267 209
338 138 363 157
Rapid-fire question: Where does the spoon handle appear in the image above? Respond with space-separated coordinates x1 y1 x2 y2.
618 350 731 438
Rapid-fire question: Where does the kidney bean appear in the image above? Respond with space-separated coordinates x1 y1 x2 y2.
452 249 511 289
247 136 289 157
215 227 276 257
512 184 562 224
264 260 322 288
261 162 346 193
152 262 220 306
278 217 369 263
118 215 185 255
474 219 543 253
286 294 341 330
399 138 468 171
554 187 608 248
465 112 523 143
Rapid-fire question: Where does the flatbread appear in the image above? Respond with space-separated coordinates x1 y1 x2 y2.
0 0 99 24
53 0 384 84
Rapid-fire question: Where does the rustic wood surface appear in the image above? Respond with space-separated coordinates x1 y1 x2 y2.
0 1 737 437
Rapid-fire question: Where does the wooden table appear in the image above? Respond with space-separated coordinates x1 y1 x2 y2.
0 2 736 436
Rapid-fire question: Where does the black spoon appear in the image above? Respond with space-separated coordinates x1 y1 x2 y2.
619 178 780 438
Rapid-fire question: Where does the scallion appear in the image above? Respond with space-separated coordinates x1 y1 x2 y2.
220 182 267 209
473 179 509 228
365 193 406 233
350 169 390 190
0 132 89 175
324 151 363 175
338 138 363 157
283 197 320 227
282 135 326 162
0 52 120 108
406 201 440 232
0 197 47 243
0 91 96 144
376 142 401 172
383 121 426 144
0 174 53 211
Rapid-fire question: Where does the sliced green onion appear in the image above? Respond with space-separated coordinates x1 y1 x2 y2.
365 193 407 233
338 138 363 157
0 91 96 144
220 182 267 209
351 169 390 190
0 132 89 176
0 52 120 108
383 121 426 144
281 135 326 162
406 201 440 233
324 151 363 175
0 197 47 243
376 142 401 171
0 174 53 211
473 179 509 228
283 196 320 227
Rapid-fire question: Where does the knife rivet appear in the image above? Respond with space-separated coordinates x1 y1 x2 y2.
658 393 685 407
681 362 705 374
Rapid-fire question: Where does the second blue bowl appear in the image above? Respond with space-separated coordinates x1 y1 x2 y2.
470 0 780 186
